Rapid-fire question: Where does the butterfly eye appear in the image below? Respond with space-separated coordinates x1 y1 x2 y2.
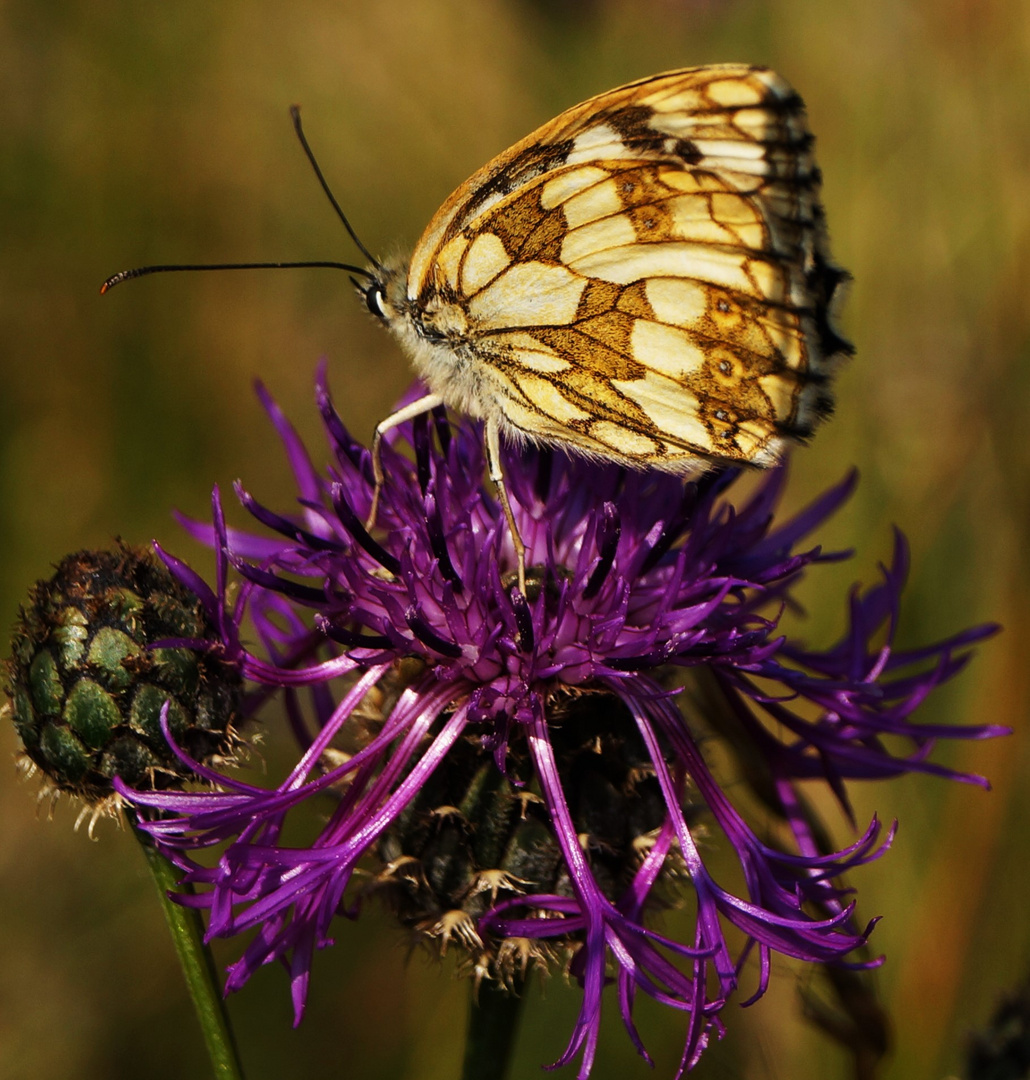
365 283 388 321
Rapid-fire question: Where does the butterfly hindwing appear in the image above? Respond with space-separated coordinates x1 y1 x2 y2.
386 64 848 473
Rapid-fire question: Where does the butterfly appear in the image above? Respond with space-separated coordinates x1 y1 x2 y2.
102 64 851 595
353 64 852 591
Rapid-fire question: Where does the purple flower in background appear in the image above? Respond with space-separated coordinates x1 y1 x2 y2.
124 364 1000 1077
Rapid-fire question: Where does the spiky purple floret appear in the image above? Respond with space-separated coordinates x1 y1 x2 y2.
123 365 1001 1077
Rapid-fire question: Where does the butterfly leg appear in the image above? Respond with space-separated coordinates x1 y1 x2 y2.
486 416 526 595
365 392 444 532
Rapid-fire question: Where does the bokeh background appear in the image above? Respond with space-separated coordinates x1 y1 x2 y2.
2 1 1028 1078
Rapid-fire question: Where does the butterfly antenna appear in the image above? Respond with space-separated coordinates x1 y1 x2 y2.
101 260 374 294
290 105 382 271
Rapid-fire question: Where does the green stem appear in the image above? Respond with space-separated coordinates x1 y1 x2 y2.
461 979 525 1080
131 819 246 1080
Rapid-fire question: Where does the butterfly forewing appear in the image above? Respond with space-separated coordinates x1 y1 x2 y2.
394 64 849 474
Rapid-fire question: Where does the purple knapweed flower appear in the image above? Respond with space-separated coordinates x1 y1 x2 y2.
123 364 1001 1077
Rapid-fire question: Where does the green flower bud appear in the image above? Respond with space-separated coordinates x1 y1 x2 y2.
4 545 240 807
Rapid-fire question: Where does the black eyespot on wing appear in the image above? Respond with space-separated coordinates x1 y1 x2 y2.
673 139 703 164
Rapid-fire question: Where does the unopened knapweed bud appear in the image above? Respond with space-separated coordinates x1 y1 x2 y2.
4 545 240 807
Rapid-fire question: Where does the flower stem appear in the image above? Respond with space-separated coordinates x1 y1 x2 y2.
461 979 525 1080
131 818 246 1080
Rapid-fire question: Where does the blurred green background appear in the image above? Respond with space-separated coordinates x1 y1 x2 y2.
1 1 1028 1077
